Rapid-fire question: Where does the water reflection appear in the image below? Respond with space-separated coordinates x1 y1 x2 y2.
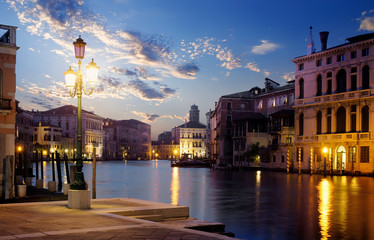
171 167 180 205
318 178 333 240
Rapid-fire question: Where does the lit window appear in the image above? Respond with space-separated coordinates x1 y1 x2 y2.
258 100 263 109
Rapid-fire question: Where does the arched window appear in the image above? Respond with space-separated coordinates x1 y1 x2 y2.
316 75 322 96
336 69 347 93
299 113 304 135
317 111 322 134
299 78 304 99
362 65 370 90
362 105 369 132
336 106 346 133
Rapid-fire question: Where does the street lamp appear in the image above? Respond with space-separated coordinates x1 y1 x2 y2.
64 36 100 190
323 147 328 177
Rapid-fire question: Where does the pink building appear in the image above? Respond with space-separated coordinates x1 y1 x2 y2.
293 30 374 174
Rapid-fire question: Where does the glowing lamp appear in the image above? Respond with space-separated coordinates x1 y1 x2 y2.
86 59 100 84
73 36 86 59
64 66 77 87
323 147 328 154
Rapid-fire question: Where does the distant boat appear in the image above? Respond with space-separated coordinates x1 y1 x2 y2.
170 159 211 168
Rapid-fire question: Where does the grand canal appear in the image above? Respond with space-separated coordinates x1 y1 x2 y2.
38 160 374 239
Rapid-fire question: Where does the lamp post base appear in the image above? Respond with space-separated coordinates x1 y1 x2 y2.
70 169 87 190
68 189 91 209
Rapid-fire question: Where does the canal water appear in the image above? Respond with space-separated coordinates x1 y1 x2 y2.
37 160 374 240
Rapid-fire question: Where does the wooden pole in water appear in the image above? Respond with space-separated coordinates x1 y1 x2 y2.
92 148 97 199
51 153 56 182
35 151 39 180
40 152 44 180
56 152 62 192
286 148 290 174
64 154 70 184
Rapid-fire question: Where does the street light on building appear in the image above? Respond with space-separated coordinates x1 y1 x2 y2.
64 36 100 190
323 147 328 176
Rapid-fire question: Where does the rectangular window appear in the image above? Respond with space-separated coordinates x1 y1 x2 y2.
227 102 231 110
327 57 332 64
362 48 369 57
351 51 357 59
349 146 356 163
299 63 304 70
327 80 332 95
360 146 369 163
226 115 232 124
282 155 285 162
351 114 356 132
337 54 345 62
273 155 276 162
316 59 322 67
327 116 331 133
351 75 357 91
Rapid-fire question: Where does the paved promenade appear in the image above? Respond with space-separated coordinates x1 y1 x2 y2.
0 198 238 240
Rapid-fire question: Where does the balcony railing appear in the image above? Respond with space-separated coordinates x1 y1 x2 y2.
0 98 11 110
296 132 374 142
295 89 373 107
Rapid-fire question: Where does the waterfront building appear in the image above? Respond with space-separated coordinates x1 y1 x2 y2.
33 105 104 159
103 119 151 160
292 30 374 174
33 121 62 156
0 24 18 200
172 105 207 159
212 78 295 169
15 104 34 160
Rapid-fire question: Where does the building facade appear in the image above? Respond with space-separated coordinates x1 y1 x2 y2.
212 78 294 168
293 31 374 174
103 119 151 160
172 105 207 159
33 105 104 159
0 24 18 200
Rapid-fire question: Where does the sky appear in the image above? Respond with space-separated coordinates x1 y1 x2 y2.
1 0 374 139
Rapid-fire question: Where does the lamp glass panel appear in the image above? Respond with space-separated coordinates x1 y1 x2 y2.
65 72 77 87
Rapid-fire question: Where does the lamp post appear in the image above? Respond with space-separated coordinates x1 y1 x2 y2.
64 36 99 190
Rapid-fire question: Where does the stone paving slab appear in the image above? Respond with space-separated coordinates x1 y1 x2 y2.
0 198 238 240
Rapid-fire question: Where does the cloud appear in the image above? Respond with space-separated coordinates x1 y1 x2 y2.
176 63 200 77
251 40 279 55
131 110 174 123
358 10 374 31
44 74 52 79
216 49 241 70
127 79 165 101
282 72 295 81
28 47 39 53
244 62 261 72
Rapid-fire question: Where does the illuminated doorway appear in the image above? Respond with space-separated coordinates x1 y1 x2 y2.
336 146 346 170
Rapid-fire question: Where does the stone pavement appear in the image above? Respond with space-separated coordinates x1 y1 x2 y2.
0 198 238 240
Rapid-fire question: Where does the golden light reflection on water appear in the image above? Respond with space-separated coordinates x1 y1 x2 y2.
171 167 180 205
318 178 333 240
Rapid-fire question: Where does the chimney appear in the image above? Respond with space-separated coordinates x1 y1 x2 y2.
319 31 329 51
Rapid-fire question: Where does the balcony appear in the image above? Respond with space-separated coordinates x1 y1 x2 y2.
295 89 373 107
296 132 374 143
0 98 12 115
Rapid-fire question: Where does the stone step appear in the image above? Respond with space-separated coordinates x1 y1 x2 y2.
110 206 189 220
130 214 164 222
